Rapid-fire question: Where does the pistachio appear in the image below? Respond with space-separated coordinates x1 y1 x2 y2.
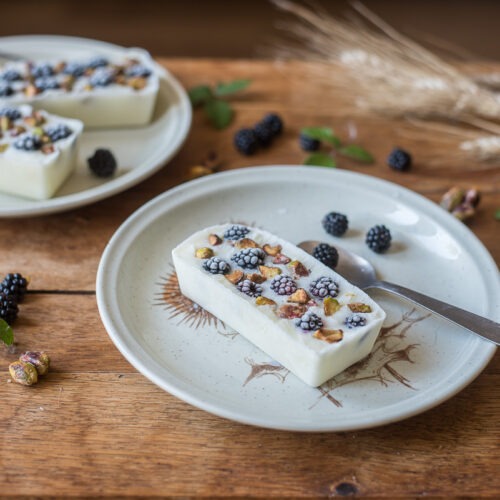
263 244 282 256
83 84 93 91
246 273 266 284
287 288 309 304
33 111 46 125
452 204 476 221
188 165 213 180
32 127 44 136
464 187 480 207
9 125 26 137
323 297 341 316
235 238 259 249
9 361 38 386
273 253 291 265
128 77 147 90
277 304 307 319
195 247 213 259
258 265 282 279
225 269 244 285
25 84 39 97
0 116 12 131
208 234 222 246
348 302 372 313
23 116 38 127
255 296 277 307
19 351 50 376
313 328 344 344
440 186 464 212
41 144 55 155
54 61 65 73
288 260 309 277
0 144 9 153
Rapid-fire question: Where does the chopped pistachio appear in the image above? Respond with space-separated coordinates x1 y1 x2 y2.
255 296 276 307
263 244 282 256
208 234 222 246
273 253 291 265
348 302 372 313
19 351 50 376
235 238 259 249
225 269 244 284
246 273 266 284
288 260 309 277
323 297 341 316
9 361 38 386
195 247 213 259
277 304 307 319
258 265 282 279
287 288 309 304
313 328 343 344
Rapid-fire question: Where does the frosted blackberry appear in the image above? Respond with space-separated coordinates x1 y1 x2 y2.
1 273 28 303
14 134 42 151
89 67 115 87
270 275 297 296
312 243 339 269
366 224 392 253
0 83 13 97
299 133 320 152
0 292 18 325
345 314 366 329
0 69 22 82
31 63 54 78
203 256 230 275
87 149 117 177
234 128 259 155
63 62 86 77
322 212 348 237
387 147 412 172
125 64 152 78
309 276 339 298
223 225 250 240
237 279 263 298
0 107 22 120
295 311 323 331
45 124 73 142
231 248 265 269
253 121 274 147
261 113 283 137
88 56 109 69
34 77 60 91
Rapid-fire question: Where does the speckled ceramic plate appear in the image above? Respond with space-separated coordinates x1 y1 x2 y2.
0 35 191 217
96 166 498 432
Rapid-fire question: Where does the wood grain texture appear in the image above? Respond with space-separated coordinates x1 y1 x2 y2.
0 59 498 498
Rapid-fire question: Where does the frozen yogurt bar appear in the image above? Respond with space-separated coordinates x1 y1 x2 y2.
172 224 386 387
0 105 83 200
0 49 159 128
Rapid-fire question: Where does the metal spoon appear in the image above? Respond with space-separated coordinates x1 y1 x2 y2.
298 241 500 345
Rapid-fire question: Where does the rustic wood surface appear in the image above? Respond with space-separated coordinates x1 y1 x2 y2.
0 59 498 498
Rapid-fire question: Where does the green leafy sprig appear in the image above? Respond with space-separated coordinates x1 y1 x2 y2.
0 318 13 346
189 79 251 130
495 208 500 221
301 127 374 167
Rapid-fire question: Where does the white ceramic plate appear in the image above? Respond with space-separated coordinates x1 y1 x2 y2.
96 166 498 432
0 35 191 217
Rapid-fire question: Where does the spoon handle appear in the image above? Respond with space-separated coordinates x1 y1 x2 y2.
372 280 500 345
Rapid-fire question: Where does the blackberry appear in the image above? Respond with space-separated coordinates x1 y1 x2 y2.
45 123 73 142
261 113 283 137
270 275 297 296
299 133 320 152
14 133 42 151
203 256 230 275
237 279 263 297
223 225 250 240
322 212 348 237
365 224 392 253
234 128 259 155
309 276 339 298
88 56 109 69
31 63 54 78
0 69 22 82
125 64 152 78
387 147 412 172
231 248 265 269
89 67 115 87
63 62 86 77
295 311 323 331
87 149 117 177
1 273 28 303
312 243 339 269
0 83 13 97
345 314 366 329
34 77 60 91
253 121 274 148
0 107 22 121
0 292 18 324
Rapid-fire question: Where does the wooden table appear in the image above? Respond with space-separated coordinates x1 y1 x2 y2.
0 59 498 498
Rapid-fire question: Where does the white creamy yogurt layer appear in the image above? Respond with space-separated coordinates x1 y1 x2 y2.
0 105 83 200
172 224 386 387
0 49 159 128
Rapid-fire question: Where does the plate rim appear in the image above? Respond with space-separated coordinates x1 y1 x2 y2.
0 34 192 217
96 166 498 431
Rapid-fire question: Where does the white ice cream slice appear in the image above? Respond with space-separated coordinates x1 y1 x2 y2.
0 49 159 129
0 105 83 200
172 224 386 387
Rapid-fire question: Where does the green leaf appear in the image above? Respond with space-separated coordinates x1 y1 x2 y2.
188 85 213 107
0 318 13 346
214 79 251 97
204 99 234 129
495 208 500 221
301 127 342 148
338 144 375 163
304 153 336 168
